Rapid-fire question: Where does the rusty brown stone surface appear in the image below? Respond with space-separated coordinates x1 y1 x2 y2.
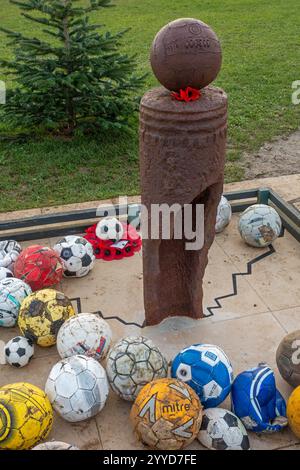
140 86 227 325
150 18 222 91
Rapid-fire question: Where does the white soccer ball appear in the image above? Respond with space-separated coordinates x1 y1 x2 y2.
0 267 13 281
5 336 34 368
57 313 112 361
0 278 32 327
33 441 79 450
216 196 232 233
106 336 168 401
238 204 282 248
0 240 22 270
53 235 95 278
96 217 124 241
45 355 109 422
198 408 250 450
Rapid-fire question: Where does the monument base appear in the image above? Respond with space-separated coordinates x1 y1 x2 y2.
140 86 228 325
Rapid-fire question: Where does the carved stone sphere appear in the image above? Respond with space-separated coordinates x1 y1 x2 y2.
150 18 222 91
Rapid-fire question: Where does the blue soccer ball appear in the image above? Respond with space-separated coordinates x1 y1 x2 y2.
171 344 234 408
231 364 288 433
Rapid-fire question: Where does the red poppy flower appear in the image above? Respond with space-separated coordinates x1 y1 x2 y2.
171 87 201 102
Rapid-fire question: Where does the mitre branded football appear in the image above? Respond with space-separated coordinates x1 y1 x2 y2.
14 245 63 291
171 344 233 408
198 408 250 450
0 382 53 450
53 235 95 278
0 277 32 327
0 240 22 270
130 378 202 450
231 364 288 432
57 313 112 360
5 336 34 368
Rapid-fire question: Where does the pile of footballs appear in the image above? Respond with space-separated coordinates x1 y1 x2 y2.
0 203 296 451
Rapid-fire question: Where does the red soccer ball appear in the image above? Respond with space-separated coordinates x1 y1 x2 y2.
14 245 63 291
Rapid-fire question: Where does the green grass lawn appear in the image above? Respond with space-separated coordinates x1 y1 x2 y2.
1 0 300 212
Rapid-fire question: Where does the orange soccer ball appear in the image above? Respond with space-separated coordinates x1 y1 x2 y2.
287 386 300 438
130 378 202 450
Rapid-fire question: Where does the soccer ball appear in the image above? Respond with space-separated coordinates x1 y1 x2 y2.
57 313 112 361
18 289 75 347
231 364 287 432
5 336 34 368
216 196 232 233
53 235 95 278
106 336 168 401
238 204 282 248
33 441 79 450
45 355 109 422
0 278 32 327
198 408 250 450
0 240 22 270
287 386 300 438
14 245 63 291
0 267 13 281
0 382 53 450
171 344 233 408
276 331 300 387
96 217 124 241
130 378 202 450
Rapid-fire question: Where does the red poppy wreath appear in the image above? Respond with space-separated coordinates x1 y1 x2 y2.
84 221 142 261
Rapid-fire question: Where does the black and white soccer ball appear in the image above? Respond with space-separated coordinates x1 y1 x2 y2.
53 235 95 278
0 267 13 281
106 336 168 401
96 217 124 242
5 336 34 368
0 240 22 270
198 408 250 450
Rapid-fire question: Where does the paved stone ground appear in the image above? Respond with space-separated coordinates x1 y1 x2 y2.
0 175 300 450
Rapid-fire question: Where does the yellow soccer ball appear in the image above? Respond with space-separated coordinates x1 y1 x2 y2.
287 386 300 438
0 382 53 450
18 289 75 347
130 378 202 450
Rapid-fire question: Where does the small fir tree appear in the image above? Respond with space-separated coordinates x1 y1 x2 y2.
0 0 145 134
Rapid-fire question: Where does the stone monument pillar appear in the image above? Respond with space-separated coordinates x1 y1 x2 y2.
140 18 227 326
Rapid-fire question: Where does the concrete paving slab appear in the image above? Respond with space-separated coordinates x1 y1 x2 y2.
0 174 300 450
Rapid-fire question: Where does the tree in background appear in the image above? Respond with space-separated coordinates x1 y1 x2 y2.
0 0 145 135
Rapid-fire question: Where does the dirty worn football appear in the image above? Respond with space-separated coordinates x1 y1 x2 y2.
276 330 300 387
150 18 222 91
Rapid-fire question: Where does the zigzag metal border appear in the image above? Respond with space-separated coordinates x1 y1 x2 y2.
70 297 145 328
94 310 145 329
70 244 276 325
206 244 276 316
